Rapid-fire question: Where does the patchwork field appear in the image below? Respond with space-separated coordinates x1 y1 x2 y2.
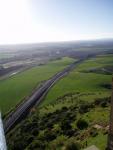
0 57 74 114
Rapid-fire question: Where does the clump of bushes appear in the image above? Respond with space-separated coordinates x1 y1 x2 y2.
101 83 111 89
7 93 110 150
94 97 110 107
76 119 88 130
79 103 94 114
64 138 81 150
64 142 80 150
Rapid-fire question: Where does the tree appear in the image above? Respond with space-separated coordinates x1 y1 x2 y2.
76 119 88 130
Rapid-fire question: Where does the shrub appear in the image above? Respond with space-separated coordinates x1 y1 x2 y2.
52 124 61 134
26 140 46 150
61 120 72 131
101 101 107 107
79 103 92 114
94 97 110 107
48 135 68 149
90 128 98 137
64 141 80 150
76 119 88 130
101 83 111 89
44 130 56 141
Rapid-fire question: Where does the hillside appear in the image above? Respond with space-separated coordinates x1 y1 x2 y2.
6 54 113 150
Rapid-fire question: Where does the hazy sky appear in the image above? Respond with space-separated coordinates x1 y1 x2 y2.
0 0 113 44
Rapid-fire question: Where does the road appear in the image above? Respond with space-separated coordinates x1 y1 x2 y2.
4 58 85 134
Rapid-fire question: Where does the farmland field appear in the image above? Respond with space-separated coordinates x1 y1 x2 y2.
0 57 74 114
41 54 113 107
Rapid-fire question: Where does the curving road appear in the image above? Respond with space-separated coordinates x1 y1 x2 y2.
4 58 85 134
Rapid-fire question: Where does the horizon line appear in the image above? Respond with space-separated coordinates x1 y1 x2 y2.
0 37 113 46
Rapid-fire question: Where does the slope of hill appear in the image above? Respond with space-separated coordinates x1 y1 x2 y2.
6 54 113 150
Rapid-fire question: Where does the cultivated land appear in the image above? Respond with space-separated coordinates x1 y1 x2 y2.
41 54 113 106
0 57 74 114
7 54 113 150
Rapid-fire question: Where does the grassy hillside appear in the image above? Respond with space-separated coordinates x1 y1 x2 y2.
6 54 113 150
0 57 74 114
41 54 112 107
7 93 110 150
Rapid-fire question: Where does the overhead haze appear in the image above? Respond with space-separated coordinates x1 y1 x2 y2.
0 0 113 44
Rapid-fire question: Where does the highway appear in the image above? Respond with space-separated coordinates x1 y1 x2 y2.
4 58 85 134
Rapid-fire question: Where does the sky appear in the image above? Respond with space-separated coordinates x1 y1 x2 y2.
0 0 113 44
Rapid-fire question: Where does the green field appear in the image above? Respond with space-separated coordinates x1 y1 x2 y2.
37 54 113 149
77 54 113 71
0 57 74 114
41 54 113 107
41 72 111 107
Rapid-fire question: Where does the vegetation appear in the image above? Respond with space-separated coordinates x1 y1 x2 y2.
0 57 74 114
6 54 113 149
41 54 112 107
76 119 88 130
7 95 110 150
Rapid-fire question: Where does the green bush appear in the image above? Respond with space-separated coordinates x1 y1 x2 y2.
48 135 68 149
76 119 88 130
64 140 80 150
90 128 98 137
26 140 46 150
79 103 94 114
